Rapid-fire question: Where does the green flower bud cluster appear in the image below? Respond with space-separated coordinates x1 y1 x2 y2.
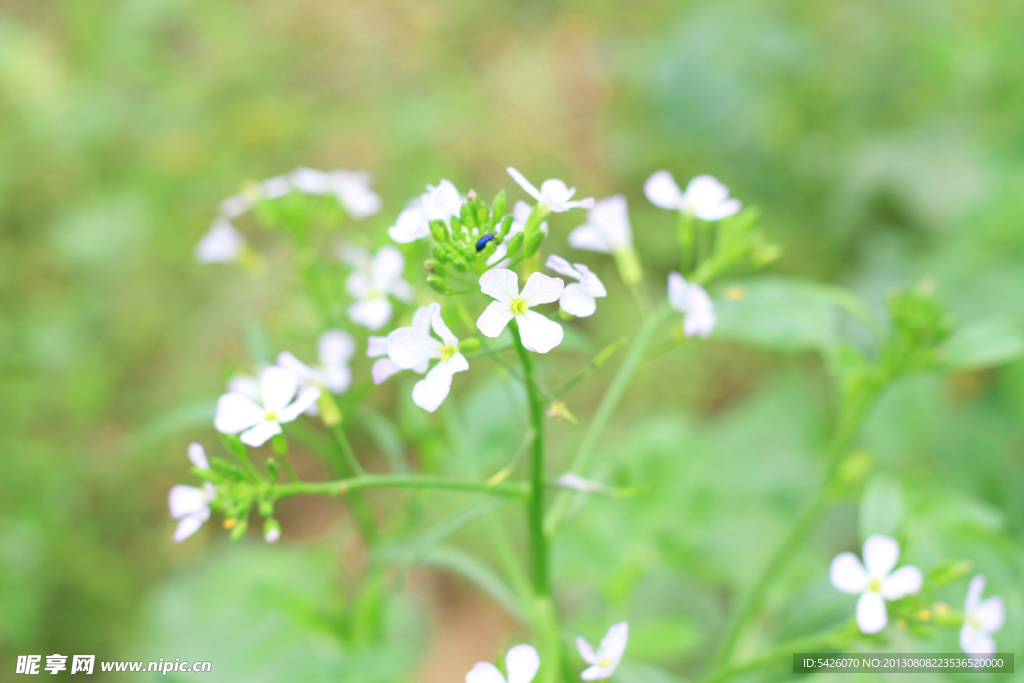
691 207 780 284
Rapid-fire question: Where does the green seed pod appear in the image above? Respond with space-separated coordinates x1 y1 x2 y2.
429 219 449 243
230 517 249 542
491 190 507 222
427 275 455 296
498 214 513 236
524 229 546 258
424 259 447 275
505 231 524 257
458 338 481 354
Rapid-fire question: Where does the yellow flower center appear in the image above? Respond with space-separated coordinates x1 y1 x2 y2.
598 658 612 668
969 615 981 628
440 345 457 361
265 410 278 421
868 578 882 592
511 298 528 315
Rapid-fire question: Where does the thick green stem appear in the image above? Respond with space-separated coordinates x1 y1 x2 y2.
544 301 672 536
274 474 528 499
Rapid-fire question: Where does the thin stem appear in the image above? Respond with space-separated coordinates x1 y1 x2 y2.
702 627 853 683
331 425 367 477
278 452 299 482
544 301 672 536
274 474 529 499
550 336 629 397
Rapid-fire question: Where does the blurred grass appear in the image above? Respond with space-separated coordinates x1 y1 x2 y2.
2 0 1023 680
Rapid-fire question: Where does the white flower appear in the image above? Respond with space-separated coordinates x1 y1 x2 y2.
960 574 1005 655
477 270 564 353
195 220 246 263
829 534 924 634
644 171 741 221
218 194 252 219
577 622 628 681
386 303 469 412
388 179 465 243
366 306 434 385
487 201 549 267
291 167 382 219
465 644 540 683
667 272 715 338
214 366 321 447
259 174 293 200
226 370 263 402
277 330 356 395
555 473 612 495
341 245 415 330
568 195 633 254
507 167 595 213
169 443 215 543
545 255 606 318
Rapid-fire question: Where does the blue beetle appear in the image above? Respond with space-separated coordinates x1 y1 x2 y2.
475 234 496 252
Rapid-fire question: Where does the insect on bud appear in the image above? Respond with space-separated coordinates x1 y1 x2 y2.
427 275 455 296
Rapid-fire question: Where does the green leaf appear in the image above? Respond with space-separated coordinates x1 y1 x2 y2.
939 315 1024 369
859 475 904 541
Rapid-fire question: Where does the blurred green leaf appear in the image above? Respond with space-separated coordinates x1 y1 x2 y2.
625 617 701 661
938 316 1024 370
859 475 905 541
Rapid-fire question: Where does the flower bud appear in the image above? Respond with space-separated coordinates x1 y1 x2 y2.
505 231 524 257
498 214 513 236
263 518 281 543
265 458 280 480
427 275 455 296
230 517 249 542
491 190 507 221
318 392 342 427
524 229 546 258
433 244 449 263
450 216 464 233
429 219 449 243
460 203 477 229
476 203 489 226
451 257 469 273
458 338 481 354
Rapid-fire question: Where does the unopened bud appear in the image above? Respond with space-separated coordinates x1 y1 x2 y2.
458 338 481 353
524 229 546 258
318 392 342 427
492 190 507 221
230 517 249 542
263 518 281 543
424 259 446 275
433 244 449 263
498 214 513 236
427 275 455 296
265 458 280 480
505 232 524 257
451 257 469 273
429 219 449 243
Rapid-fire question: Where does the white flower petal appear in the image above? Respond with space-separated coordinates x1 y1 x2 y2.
372 245 406 290
422 179 464 221
278 386 321 422
682 286 716 338
388 326 442 369
505 644 540 683
545 254 580 280
338 243 371 269
480 269 520 303
333 170 381 218
173 509 210 543
276 351 314 383
366 335 390 358
597 622 628 667
291 166 332 194
881 565 923 600
187 443 209 469
568 225 613 254
581 664 613 681
559 283 596 317
856 590 888 634
214 393 265 434
976 596 1005 633
960 625 996 656
372 358 403 385
320 366 352 394
516 310 563 353
319 330 355 366
389 206 430 244
240 420 282 447
169 485 208 519
556 473 609 493
576 636 597 665
349 298 393 331
411 354 468 412
430 303 460 347
573 263 606 297
477 302 514 338
830 552 868 594
644 171 685 210
227 374 260 401
195 220 245 263
465 662 506 683
520 272 564 306
412 304 434 331
667 272 689 312
260 366 298 413
965 574 986 614
507 167 542 201
259 175 292 199
685 175 730 206
218 195 251 219
695 198 741 221
863 535 900 579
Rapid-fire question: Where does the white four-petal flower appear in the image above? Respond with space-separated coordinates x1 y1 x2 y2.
568 195 633 254
577 622 628 681
465 644 540 683
388 179 465 244
386 303 469 412
488 201 549 267
546 255 607 318
195 219 246 263
507 167 595 213
367 305 434 385
960 574 1005 655
644 172 741 221
291 166 383 219
278 330 356 395
477 270 565 353
341 244 415 330
214 366 321 447
667 272 716 338
829 534 924 634
168 444 215 543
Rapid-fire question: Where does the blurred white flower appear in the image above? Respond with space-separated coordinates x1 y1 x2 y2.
554 473 612 494
568 195 633 254
477 270 564 353
278 330 356 395
465 644 540 683
830 534 923 634
366 306 434 385
169 445 216 543
187 442 210 469
644 172 741 221
545 255 607 318
259 175 292 199
195 220 246 263
577 622 628 681
387 303 469 412
389 179 465 243
488 201 549 267
667 272 715 338
960 574 1004 655
290 167 382 219
214 366 321 447
507 167 595 213
340 244 415 330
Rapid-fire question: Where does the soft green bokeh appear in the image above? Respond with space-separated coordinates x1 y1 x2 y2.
2 1 1022 681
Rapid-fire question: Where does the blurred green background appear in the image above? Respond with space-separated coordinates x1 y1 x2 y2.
2 1 1023 681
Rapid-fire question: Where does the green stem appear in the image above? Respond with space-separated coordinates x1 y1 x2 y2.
678 212 696 275
274 474 529 499
702 627 853 683
544 301 672 536
332 424 367 477
550 336 629 398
